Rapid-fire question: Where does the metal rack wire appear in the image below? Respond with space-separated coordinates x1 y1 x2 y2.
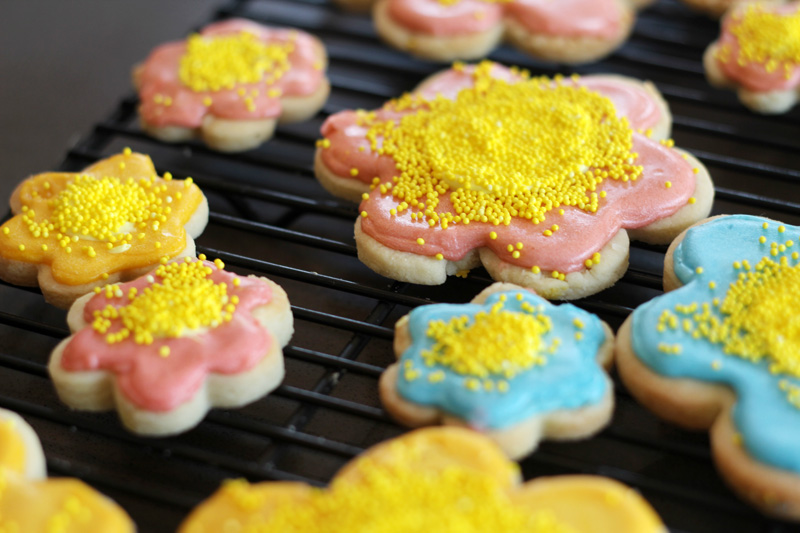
2 0 800 531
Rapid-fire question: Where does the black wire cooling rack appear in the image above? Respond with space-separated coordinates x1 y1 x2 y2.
2 0 800 531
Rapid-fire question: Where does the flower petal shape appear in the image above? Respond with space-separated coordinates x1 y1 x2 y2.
381 283 615 459
617 214 800 519
357 0 655 63
48 257 293 436
705 1 800 113
178 426 665 533
135 18 330 152
314 61 713 299
0 408 135 532
0 151 208 308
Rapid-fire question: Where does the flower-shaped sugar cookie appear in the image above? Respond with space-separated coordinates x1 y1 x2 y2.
0 408 136 532
134 18 330 152
179 426 665 532
315 61 713 299
704 1 800 113
381 283 614 459
361 0 655 64
0 150 207 309
617 215 800 519
48 256 293 436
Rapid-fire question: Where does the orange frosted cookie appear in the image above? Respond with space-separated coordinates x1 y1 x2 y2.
178 427 665 533
381 283 615 460
134 18 330 152
315 61 713 299
360 0 655 64
49 256 293 436
0 407 136 532
704 1 800 113
0 150 208 308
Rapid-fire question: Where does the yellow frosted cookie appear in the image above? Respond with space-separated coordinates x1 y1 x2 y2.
179 426 665 532
0 407 136 532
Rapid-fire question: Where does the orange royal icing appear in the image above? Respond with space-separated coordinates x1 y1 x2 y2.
0 151 204 286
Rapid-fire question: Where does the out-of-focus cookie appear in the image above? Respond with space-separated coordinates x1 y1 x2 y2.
381 283 615 460
0 150 207 308
178 427 666 533
134 18 329 152
315 61 713 299
617 215 800 520
49 256 293 436
0 408 136 532
341 0 655 64
704 1 800 113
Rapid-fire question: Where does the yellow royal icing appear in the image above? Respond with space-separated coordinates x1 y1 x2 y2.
0 410 135 533
179 428 663 533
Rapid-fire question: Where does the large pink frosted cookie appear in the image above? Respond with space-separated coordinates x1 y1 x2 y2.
352 0 655 64
134 18 330 152
315 61 713 299
49 256 293 436
0 408 136 532
178 427 666 533
704 1 800 113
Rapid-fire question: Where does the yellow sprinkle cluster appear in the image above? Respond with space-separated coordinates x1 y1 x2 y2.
179 31 293 92
660 257 800 377
22 174 172 249
92 259 235 345
364 61 642 229
213 442 576 533
725 4 800 76
422 299 552 379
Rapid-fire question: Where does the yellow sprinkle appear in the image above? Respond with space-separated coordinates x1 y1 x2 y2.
531 266 540 274
665 181 672 188
435 253 444 260
159 346 171 357
416 238 425 245
18 244 24 251
512 251 520 259
760 236 767 244
489 231 497 240
360 211 368 218
350 168 359 177
696 267 704 274
2 227 9 235
123 147 132 156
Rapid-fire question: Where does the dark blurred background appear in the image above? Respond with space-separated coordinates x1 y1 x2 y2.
0 0 219 202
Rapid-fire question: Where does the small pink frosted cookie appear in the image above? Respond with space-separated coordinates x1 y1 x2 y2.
178 427 666 533
0 408 136 532
0 150 208 309
704 1 800 113
48 256 293 436
315 61 713 299
134 18 330 152
381 283 615 460
368 0 655 63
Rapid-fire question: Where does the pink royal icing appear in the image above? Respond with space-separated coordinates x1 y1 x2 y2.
320 65 696 273
137 19 325 128
387 0 623 39
61 262 274 412
716 3 800 92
